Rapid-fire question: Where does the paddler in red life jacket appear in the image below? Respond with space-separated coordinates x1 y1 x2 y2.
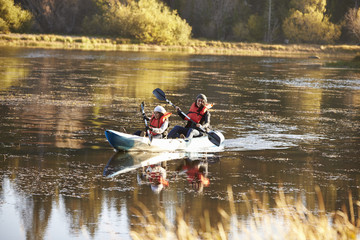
134 106 172 139
168 94 211 139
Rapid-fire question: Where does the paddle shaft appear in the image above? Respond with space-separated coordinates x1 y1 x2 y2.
140 102 152 144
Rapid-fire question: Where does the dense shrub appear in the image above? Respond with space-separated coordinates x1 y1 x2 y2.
0 0 33 33
232 14 265 42
345 8 360 43
232 21 249 42
282 0 340 44
82 0 192 45
0 18 9 33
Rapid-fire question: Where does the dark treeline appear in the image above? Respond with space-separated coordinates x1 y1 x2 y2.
166 0 360 43
4 0 360 44
15 0 96 33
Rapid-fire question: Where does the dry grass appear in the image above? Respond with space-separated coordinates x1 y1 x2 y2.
1 33 360 57
130 186 359 240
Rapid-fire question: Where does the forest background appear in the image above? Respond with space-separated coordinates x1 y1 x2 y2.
1 0 360 46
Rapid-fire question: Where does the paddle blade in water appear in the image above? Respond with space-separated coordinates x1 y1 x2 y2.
207 131 224 147
153 88 166 101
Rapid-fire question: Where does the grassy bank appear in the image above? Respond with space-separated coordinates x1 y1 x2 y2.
1 33 360 58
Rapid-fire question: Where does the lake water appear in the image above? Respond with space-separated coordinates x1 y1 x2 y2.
0 46 359 239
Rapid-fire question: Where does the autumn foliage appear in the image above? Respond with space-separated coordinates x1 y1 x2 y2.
282 0 341 44
0 0 33 33
82 0 192 45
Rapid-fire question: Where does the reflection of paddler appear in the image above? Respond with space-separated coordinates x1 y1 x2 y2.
147 165 169 186
176 158 209 192
137 162 169 194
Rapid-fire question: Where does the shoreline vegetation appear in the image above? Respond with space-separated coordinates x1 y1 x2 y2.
1 33 360 59
130 186 360 240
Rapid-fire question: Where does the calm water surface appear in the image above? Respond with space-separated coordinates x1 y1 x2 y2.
0 47 359 239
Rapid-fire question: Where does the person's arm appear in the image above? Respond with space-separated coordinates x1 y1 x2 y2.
150 120 169 134
199 112 210 129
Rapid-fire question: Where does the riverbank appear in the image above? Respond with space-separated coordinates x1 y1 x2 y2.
1 33 360 58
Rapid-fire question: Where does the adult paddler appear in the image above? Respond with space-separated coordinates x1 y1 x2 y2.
168 94 212 139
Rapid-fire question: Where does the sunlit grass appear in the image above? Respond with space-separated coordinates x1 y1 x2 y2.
1 33 360 57
130 186 359 240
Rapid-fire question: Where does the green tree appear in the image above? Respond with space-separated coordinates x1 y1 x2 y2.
82 0 191 45
231 0 290 42
345 7 360 42
282 0 340 44
0 0 33 33
232 14 264 42
232 21 249 41
263 0 290 42
166 0 249 40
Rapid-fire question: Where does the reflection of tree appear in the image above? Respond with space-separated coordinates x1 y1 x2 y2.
91 52 190 105
127 180 166 227
0 58 29 91
22 196 52 240
112 56 189 99
1 179 53 240
346 89 360 108
63 187 103 237
54 107 86 149
282 81 322 114
2 150 359 239
2 155 116 238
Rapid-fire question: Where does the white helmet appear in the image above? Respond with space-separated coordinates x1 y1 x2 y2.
154 106 166 114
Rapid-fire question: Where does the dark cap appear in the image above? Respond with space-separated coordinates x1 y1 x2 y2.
196 94 207 103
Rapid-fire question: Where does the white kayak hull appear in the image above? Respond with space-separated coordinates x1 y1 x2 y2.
105 129 224 152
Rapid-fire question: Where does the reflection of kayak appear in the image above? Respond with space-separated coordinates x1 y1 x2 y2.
105 129 224 152
103 151 208 178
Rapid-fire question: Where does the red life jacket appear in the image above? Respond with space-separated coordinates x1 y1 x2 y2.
149 112 172 136
185 168 210 186
187 102 212 123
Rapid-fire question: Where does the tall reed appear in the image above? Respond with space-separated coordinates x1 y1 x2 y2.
130 186 359 240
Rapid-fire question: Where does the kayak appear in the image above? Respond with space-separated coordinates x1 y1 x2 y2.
105 129 225 152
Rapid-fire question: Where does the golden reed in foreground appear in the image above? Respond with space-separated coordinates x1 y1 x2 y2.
130 186 359 240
